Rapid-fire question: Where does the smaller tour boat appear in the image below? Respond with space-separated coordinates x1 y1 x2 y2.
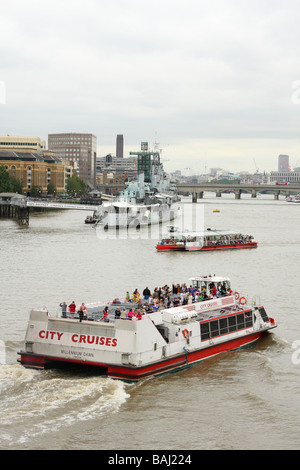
85 215 99 224
156 228 257 252
286 194 300 203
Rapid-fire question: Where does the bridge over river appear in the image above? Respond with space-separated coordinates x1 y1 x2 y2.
0 193 101 225
176 182 300 202
26 200 99 211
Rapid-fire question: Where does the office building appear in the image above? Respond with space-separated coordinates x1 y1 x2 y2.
0 136 46 154
269 170 300 184
278 155 290 172
0 150 69 194
96 154 137 174
48 133 97 188
116 134 124 158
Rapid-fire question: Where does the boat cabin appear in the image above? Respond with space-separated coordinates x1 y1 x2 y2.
190 276 231 296
157 228 256 251
183 230 254 247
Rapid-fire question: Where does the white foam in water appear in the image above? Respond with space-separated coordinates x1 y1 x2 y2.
0 368 130 446
0 341 6 365
0 364 39 393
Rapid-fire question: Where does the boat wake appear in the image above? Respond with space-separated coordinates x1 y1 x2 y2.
0 364 130 448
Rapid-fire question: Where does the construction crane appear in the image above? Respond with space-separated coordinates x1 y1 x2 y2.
253 158 259 173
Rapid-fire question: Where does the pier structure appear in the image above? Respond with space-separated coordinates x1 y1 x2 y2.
176 183 300 202
0 193 29 225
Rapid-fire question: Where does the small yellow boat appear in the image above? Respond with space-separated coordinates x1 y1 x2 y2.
213 209 220 213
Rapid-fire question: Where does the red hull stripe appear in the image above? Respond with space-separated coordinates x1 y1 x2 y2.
18 352 107 369
107 332 262 380
157 243 257 252
156 245 185 251
191 243 257 251
17 354 46 369
18 331 264 381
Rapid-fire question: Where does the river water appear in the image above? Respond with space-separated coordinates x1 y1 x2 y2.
0 193 299 451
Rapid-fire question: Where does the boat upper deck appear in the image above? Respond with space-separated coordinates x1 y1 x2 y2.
55 275 253 326
54 295 251 327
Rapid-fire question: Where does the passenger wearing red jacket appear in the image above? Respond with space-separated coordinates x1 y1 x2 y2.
69 301 76 314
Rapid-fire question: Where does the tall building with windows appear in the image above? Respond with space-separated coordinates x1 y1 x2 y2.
278 155 290 172
116 134 124 158
48 133 97 187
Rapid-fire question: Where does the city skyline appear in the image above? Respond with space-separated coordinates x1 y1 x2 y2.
0 131 297 177
1 1 300 174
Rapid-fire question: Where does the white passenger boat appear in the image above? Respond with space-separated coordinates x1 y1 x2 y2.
18 275 276 382
156 228 257 252
286 194 300 203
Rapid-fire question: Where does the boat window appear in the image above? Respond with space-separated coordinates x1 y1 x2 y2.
157 325 169 343
219 317 229 335
200 323 210 340
237 314 246 329
200 311 253 341
258 307 269 322
199 281 208 290
210 320 219 337
228 316 237 332
245 313 253 328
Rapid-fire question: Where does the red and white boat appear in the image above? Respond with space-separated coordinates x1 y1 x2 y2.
18 275 276 382
156 228 257 252
286 194 300 203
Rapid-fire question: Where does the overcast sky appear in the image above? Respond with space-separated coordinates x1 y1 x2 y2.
1 0 300 174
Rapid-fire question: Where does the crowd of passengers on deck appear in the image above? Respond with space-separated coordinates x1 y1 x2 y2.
161 234 254 246
204 234 254 246
59 281 232 322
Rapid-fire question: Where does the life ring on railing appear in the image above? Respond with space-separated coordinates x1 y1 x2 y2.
239 297 247 305
183 329 189 338
234 292 239 300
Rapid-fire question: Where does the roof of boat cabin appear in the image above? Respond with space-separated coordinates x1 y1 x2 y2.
190 276 230 283
163 229 249 237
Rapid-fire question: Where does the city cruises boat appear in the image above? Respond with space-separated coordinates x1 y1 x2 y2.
18 275 276 382
286 194 300 203
156 228 257 252
94 143 180 228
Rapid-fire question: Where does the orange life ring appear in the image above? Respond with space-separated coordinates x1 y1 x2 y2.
234 292 239 300
183 329 189 338
240 297 247 305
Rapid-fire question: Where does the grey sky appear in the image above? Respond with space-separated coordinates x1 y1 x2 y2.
1 0 300 173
